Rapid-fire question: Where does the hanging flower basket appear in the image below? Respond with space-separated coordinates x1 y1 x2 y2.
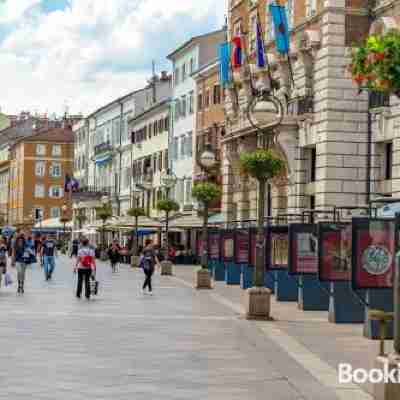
349 30 400 96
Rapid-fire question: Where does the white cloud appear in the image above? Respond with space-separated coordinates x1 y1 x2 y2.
0 0 226 115
0 0 41 23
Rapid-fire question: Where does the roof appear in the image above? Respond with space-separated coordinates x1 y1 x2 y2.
14 126 74 146
86 87 147 119
128 98 171 124
167 29 224 61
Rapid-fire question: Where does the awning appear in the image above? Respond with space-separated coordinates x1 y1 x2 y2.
95 154 113 165
123 229 157 237
208 213 224 225
34 218 73 230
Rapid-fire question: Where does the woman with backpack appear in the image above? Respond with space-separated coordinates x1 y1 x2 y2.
140 239 160 295
74 237 96 300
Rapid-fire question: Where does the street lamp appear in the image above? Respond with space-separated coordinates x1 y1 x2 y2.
160 169 178 262
198 144 218 273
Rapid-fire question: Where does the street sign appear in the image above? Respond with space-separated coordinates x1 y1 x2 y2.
288 224 318 275
351 218 395 290
234 229 250 264
266 226 289 271
318 222 351 282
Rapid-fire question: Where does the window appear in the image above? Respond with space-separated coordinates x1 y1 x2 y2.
385 142 393 180
158 119 163 132
189 58 194 74
174 67 180 86
175 99 180 121
185 180 192 205
50 163 62 177
189 91 194 114
198 93 203 111
213 85 221 105
172 137 179 160
158 151 163 171
154 120 158 136
181 95 187 118
50 207 61 218
205 90 210 109
164 149 169 170
186 132 193 157
36 144 46 156
310 147 317 182
35 161 46 177
52 145 61 156
35 184 45 198
164 116 169 131
49 186 63 199
306 0 317 17
182 63 187 81
180 136 186 158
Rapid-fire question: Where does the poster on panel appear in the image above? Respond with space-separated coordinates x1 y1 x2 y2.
221 230 235 262
266 226 289 271
208 230 221 260
352 218 394 290
235 229 250 264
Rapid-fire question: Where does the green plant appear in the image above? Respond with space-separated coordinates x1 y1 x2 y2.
95 203 113 223
350 30 400 93
240 149 285 181
156 199 180 214
127 207 146 218
192 182 222 204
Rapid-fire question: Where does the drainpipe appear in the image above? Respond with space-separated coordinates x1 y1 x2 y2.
366 93 372 205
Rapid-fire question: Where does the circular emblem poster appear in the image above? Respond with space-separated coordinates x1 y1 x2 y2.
362 245 392 276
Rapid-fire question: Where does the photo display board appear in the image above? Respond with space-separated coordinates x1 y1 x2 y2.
351 218 395 290
266 226 289 271
318 223 351 282
221 230 235 262
208 230 221 260
288 224 318 275
235 229 250 264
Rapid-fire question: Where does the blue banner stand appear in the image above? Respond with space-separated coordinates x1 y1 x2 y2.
298 275 330 311
328 282 365 324
264 271 275 294
274 270 298 302
241 264 254 289
225 262 241 285
213 261 225 282
363 289 394 340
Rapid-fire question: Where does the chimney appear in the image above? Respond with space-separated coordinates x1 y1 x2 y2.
161 71 169 81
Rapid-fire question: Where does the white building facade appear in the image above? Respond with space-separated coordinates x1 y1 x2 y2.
167 30 225 212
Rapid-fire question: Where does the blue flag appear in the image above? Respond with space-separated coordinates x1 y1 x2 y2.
256 21 266 68
219 42 231 85
269 4 290 54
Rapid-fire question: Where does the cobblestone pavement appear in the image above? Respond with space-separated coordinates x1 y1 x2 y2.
0 257 371 400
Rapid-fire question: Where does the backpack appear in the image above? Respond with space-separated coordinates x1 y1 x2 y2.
81 255 93 268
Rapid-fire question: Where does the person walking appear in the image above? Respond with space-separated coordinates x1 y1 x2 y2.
74 238 96 300
70 238 79 258
140 239 160 295
108 241 120 273
41 235 58 281
0 237 8 288
11 235 30 294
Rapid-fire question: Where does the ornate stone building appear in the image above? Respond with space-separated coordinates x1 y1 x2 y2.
221 0 390 223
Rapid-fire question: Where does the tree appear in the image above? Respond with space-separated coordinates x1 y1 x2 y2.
127 207 146 256
95 203 113 251
157 199 180 262
192 182 222 270
240 148 285 287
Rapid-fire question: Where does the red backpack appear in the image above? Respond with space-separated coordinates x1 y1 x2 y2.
81 255 93 268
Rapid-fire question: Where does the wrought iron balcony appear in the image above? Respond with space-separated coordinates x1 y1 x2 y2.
71 186 115 201
369 91 390 109
94 142 114 156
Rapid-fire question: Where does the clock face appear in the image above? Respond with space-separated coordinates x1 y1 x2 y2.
362 245 392 276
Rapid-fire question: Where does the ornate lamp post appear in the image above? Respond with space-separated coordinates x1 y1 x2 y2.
193 144 220 289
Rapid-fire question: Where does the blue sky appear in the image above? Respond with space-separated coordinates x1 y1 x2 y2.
0 0 226 115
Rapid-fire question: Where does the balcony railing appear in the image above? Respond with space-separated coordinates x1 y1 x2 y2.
369 91 390 109
94 142 114 156
71 185 118 201
287 96 314 116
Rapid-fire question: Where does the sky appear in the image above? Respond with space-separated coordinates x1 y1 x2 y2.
0 0 226 116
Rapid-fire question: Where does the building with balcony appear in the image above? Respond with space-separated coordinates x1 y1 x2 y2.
129 73 172 218
8 127 74 227
167 29 225 213
221 0 393 223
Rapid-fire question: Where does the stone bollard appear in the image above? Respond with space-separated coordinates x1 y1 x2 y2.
160 260 173 276
196 268 212 290
244 287 273 321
